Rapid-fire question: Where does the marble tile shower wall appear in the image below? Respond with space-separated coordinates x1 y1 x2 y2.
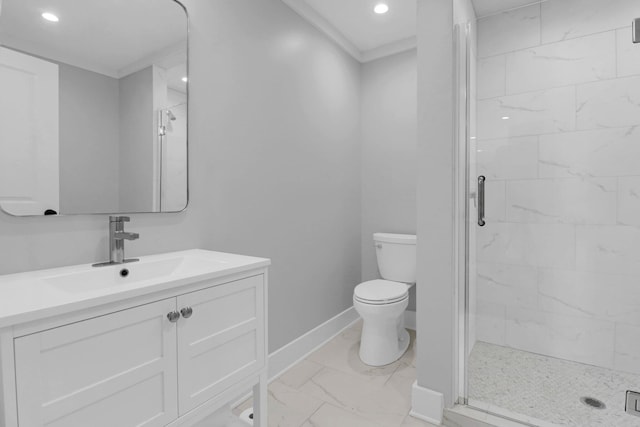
474 0 640 374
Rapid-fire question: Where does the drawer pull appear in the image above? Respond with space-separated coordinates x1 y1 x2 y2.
167 311 181 323
180 307 193 319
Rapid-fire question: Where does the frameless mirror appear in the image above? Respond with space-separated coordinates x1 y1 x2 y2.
0 0 188 216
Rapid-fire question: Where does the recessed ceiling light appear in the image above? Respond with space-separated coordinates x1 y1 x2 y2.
41 12 59 22
374 3 389 14
181 77 188 83
501 116 510 120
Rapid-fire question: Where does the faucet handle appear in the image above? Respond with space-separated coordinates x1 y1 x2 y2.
109 216 130 223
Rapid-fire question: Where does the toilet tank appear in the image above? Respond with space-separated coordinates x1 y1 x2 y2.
374 233 417 283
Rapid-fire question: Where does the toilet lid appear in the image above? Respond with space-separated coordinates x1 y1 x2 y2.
354 280 408 304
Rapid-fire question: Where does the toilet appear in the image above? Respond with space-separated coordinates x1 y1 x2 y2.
354 232 416 366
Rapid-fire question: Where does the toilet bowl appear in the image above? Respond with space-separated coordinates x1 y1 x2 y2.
353 233 416 366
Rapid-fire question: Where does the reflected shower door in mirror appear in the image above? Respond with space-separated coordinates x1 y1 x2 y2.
0 0 188 216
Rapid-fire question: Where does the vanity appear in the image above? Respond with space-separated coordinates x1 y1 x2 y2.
0 250 270 427
0 1 269 425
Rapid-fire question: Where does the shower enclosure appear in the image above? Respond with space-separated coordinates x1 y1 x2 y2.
458 1 640 425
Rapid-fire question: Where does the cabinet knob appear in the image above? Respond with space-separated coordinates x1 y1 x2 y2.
167 311 181 323
180 307 193 318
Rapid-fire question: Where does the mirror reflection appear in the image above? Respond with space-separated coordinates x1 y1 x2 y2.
0 0 188 216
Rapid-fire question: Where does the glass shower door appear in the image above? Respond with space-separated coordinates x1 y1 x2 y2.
464 1 640 425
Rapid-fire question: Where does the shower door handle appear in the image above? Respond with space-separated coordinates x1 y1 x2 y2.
478 176 486 227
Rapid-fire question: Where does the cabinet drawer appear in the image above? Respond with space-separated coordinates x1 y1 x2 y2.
177 274 265 414
14 299 178 427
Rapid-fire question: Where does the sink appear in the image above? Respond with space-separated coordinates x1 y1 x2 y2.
43 253 231 293
0 249 270 329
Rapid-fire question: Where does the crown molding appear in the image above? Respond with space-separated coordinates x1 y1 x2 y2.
281 0 362 62
361 36 417 63
281 0 416 64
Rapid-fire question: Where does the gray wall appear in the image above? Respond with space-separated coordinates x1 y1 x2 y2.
360 49 417 310
119 66 155 212
416 0 456 407
0 0 361 354
59 63 120 214
191 0 362 351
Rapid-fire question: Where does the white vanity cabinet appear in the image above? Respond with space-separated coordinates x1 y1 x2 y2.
14 298 180 427
177 275 264 414
0 250 269 427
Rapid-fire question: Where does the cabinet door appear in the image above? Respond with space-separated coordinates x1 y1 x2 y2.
177 275 265 414
14 299 178 427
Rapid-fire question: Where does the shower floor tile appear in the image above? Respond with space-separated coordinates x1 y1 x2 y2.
233 320 436 427
468 341 640 426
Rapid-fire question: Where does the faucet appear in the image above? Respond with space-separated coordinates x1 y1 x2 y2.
93 216 139 267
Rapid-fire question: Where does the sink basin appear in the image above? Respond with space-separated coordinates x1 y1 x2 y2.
44 254 230 293
0 249 270 328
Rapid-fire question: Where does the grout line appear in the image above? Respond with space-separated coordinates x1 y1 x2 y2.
537 1 542 46
477 26 628 61
574 83 578 129
476 0 547 21
302 402 325 426
474 124 637 142
615 28 619 78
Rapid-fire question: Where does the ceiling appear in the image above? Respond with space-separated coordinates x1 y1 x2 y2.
282 0 417 63
471 0 541 18
0 0 187 78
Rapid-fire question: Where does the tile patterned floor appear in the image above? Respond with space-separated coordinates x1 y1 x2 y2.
468 341 640 427
234 320 437 427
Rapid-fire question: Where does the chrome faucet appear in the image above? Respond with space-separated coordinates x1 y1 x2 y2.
93 216 139 267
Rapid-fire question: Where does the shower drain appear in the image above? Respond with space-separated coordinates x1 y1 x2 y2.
580 396 606 409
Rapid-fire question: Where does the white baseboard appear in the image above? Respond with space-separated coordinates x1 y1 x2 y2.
268 306 360 380
411 381 444 425
405 310 416 330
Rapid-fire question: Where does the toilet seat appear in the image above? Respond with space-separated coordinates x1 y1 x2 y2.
354 280 408 305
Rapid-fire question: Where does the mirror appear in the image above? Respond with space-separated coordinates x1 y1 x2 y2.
0 0 188 216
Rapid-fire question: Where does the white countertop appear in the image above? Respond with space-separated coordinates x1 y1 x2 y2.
0 249 270 328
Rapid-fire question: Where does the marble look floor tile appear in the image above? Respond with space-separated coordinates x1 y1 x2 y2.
266 381 324 427
300 366 410 426
400 414 439 427
306 323 402 386
393 329 417 379
233 321 418 427
230 381 323 427
276 359 323 390
301 403 382 427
